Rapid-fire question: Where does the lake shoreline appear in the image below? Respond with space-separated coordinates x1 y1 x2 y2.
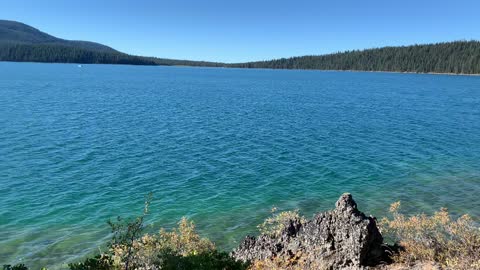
2 60 480 77
218 66 480 77
8 193 477 270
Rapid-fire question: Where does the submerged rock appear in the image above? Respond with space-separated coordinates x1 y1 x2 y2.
231 193 384 269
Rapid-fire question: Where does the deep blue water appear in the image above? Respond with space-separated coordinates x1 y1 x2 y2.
1 62 479 268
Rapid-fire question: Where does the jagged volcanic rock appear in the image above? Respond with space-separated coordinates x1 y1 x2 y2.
231 193 384 269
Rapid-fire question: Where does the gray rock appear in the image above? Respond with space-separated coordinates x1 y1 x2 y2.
231 193 384 269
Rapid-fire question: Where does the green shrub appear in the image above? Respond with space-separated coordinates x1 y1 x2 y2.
110 217 218 269
3 264 29 270
68 254 113 270
107 193 152 270
68 193 247 269
157 250 249 270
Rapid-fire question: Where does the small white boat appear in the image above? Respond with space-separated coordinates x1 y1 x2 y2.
78 64 82 68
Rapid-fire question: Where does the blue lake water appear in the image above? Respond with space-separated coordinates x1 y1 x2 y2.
1 62 479 268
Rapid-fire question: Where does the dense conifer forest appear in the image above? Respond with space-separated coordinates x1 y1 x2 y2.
1 20 479 74
231 41 480 74
0 43 156 65
0 20 222 67
0 43 223 66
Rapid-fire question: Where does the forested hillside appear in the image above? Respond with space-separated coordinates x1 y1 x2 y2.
0 19 117 52
0 20 221 66
230 41 480 74
1 20 479 74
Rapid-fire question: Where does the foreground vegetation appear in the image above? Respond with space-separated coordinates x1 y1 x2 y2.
380 202 480 269
4 196 479 270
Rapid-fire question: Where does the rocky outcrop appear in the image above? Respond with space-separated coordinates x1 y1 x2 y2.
231 193 385 269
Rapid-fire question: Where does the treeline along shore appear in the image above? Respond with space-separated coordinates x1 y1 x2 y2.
1 20 480 74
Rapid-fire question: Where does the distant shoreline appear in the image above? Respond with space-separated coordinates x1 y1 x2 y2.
218 66 480 77
314 69 480 77
2 20 479 75
2 60 480 77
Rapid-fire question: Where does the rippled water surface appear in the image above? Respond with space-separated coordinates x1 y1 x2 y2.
1 62 480 268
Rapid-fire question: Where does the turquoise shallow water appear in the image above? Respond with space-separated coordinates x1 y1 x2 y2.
1 62 480 268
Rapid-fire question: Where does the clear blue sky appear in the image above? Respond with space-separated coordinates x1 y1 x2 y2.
1 0 479 63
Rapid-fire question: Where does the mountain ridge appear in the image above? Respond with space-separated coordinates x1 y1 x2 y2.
0 20 222 66
0 19 117 53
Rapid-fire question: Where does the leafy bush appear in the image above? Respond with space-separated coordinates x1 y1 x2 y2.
107 193 153 270
380 201 480 269
68 254 113 270
67 192 246 269
257 208 305 237
106 216 247 269
110 217 217 268
158 250 249 270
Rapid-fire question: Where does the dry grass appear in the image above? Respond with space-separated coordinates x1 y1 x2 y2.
251 204 480 270
257 207 306 237
247 251 332 270
248 255 304 270
380 201 480 269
